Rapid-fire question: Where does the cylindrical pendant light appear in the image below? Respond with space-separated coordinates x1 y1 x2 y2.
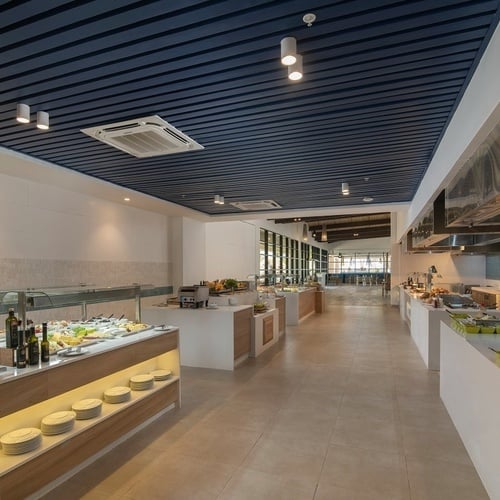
37 111 49 130
302 223 308 241
16 103 30 123
321 225 327 242
281 37 297 66
214 194 221 204
219 195 224 205
288 54 303 81
342 182 349 195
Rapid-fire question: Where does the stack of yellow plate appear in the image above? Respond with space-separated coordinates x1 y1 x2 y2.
103 386 131 404
150 369 172 381
130 374 154 391
72 398 103 419
1 428 42 455
41 411 76 435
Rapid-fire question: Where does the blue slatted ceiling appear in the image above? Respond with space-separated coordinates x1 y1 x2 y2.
0 0 498 216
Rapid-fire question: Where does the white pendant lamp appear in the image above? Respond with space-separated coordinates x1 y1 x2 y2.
16 103 30 123
37 111 49 130
288 54 303 81
302 223 308 241
342 182 349 195
281 37 297 66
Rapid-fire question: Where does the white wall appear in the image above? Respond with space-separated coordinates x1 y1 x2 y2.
205 221 257 280
0 173 167 263
0 171 172 321
181 217 206 285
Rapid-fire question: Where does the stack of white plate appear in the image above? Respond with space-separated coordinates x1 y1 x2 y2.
41 411 76 435
72 398 103 420
129 374 154 391
1 428 42 455
150 369 172 381
103 386 131 404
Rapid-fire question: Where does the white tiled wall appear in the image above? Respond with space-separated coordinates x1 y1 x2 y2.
0 172 171 322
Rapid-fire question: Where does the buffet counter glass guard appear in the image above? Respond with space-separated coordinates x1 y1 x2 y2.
0 284 173 323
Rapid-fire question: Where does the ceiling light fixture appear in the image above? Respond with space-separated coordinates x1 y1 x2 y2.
16 103 30 123
363 196 373 202
214 194 225 205
302 223 308 241
303 13 316 27
342 182 349 195
288 54 303 81
124 197 130 202
321 225 327 242
36 111 49 130
281 37 297 66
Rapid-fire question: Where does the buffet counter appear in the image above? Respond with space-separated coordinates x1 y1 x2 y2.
143 305 253 371
280 287 318 325
440 322 500 499
0 328 180 499
398 286 496 370
408 293 449 370
251 308 279 357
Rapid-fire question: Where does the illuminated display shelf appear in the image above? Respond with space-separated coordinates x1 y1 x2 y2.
0 328 180 499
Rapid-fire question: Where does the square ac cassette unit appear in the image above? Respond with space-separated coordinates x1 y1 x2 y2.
81 115 204 158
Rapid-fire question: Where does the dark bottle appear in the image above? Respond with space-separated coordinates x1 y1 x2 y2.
5 308 19 349
28 326 40 366
16 330 27 369
41 322 50 363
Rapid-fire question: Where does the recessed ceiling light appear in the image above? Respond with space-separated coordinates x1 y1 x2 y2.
124 197 130 201
353 233 359 237
363 196 374 202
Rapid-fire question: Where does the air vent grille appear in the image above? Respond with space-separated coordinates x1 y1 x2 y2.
81 115 203 158
230 200 281 211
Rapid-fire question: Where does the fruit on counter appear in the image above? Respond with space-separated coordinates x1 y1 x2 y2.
206 278 248 292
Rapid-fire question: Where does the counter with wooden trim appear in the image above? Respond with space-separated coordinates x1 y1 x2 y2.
251 308 279 357
0 327 180 499
280 287 317 325
143 305 253 370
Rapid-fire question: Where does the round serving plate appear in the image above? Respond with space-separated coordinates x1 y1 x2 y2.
150 369 172 381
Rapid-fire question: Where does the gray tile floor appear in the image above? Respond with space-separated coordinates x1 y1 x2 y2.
40 286 489 499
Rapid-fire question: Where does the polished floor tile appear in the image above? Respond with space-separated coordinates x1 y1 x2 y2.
37 286 488 500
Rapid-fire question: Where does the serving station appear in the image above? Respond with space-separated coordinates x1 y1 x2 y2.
440 322 500 500
251 308 279 357
143 305 253 371
0 327 180 499
280 287 317 325
398 286 496 370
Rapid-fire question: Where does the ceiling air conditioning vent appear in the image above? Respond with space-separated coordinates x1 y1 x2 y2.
81 115 204 158
230 200 282 211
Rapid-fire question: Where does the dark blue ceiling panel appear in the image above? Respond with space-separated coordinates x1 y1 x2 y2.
0 0 498 223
